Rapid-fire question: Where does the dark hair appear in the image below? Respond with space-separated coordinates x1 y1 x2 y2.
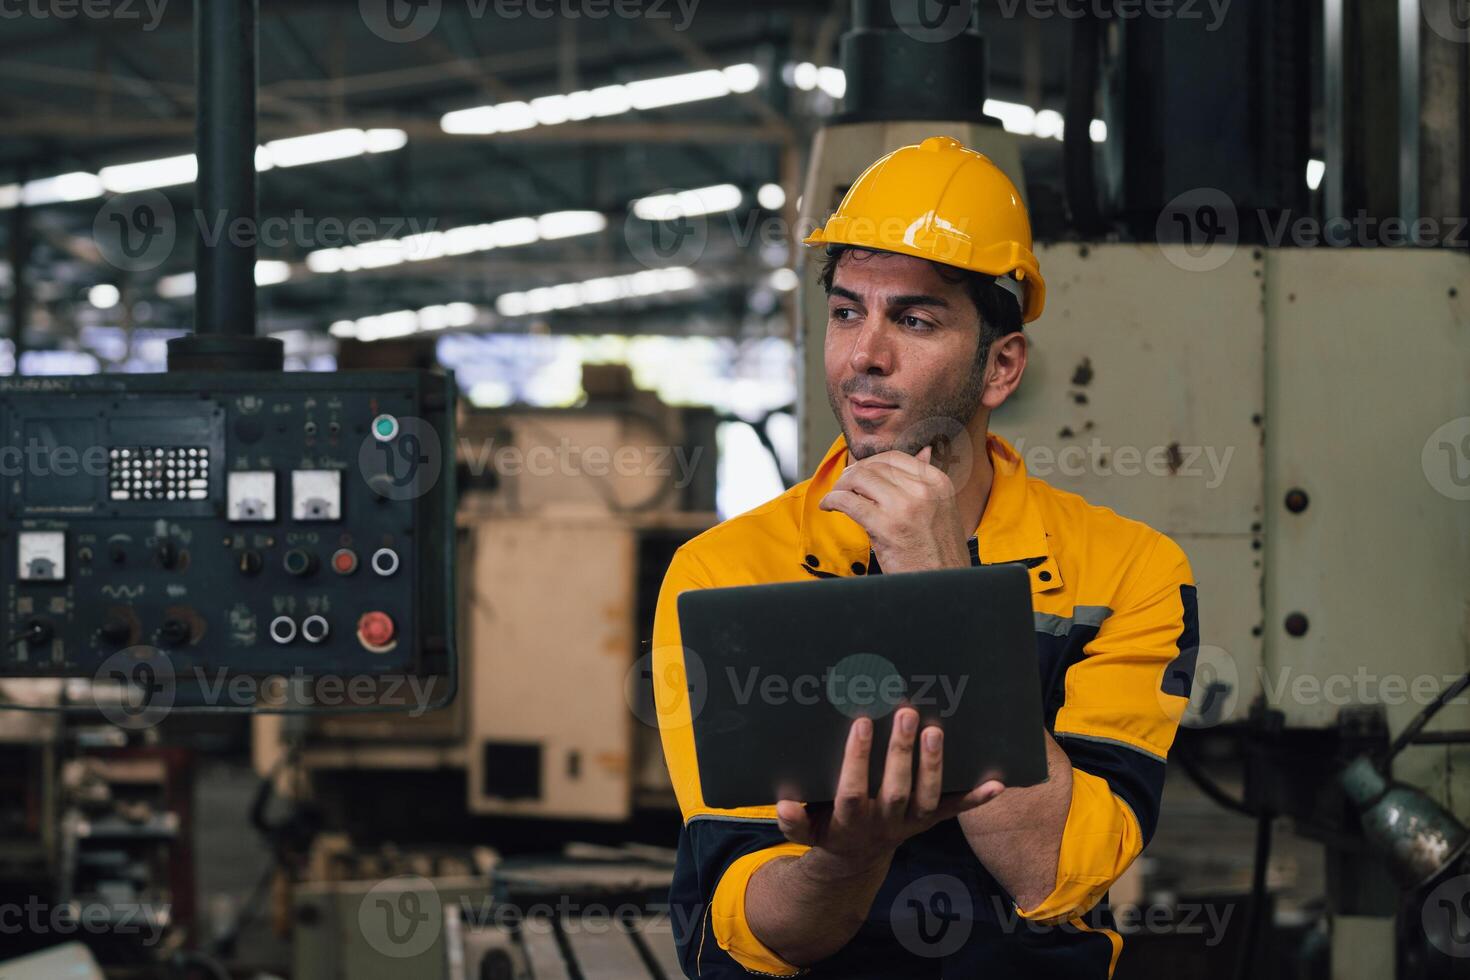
816 246 1024 350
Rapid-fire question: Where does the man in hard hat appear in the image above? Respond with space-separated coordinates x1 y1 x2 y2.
652 136 1198 977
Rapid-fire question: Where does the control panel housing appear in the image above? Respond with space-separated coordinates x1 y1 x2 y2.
0 370 455 703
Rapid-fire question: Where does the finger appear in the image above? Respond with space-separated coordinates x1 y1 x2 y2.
775 799 813 845
844 452 935 488
834 459 934 505
831 463 905 502
833 717 873 820
941 780 1007 817
910 725 944 821
818 488 881 529
878 707 919 821
916 445 933 465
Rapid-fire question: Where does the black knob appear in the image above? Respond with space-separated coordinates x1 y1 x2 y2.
238 550 264 576
99 617 132 646
155 540 179 569
109 543 127 565
157 618 192 648
23 619 53 647
283 549 318 577
1284 612 1309 637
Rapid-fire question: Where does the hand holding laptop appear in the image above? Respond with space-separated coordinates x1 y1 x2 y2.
773 706 1006 867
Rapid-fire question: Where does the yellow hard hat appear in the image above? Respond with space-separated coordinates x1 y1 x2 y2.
804 135 1045 323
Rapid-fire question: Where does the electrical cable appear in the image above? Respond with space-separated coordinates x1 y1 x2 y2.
1232 810 1274 980
1388 669 1470 763
1064 5 1106 236
1172 738 1255 817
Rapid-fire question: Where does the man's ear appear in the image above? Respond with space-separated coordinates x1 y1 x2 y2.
981 331 1028 411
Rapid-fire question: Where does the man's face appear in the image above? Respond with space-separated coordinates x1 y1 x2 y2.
824 250 987 461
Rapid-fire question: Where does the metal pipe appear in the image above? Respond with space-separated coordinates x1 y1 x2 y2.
1323 0 1345 222
1398 0 1421 232
7 189 28 374
194 0 257 338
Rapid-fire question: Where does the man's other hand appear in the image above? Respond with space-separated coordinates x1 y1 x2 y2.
774 706 1005 877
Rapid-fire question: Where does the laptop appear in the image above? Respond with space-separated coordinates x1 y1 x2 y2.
678 564 1049 809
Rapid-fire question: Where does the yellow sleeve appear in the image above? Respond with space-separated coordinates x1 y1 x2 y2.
1018 533 1197 924
652 546 811 976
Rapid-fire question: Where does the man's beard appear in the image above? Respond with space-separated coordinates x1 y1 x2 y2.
828 354 988 462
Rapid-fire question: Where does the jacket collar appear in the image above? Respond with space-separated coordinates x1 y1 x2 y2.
797 431 1064 594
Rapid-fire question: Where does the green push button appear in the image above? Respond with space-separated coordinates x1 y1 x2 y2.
372 414 399 442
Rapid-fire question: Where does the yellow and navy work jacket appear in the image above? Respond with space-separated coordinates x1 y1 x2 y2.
651 432 1199 978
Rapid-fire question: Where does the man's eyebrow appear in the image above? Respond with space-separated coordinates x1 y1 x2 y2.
827 286 951 309
886 293 950 309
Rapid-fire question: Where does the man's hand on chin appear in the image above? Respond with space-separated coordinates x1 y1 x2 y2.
818 444 971 573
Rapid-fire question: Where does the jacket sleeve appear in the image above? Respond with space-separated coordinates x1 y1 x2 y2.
652 546 811 977
1017 532 1198 924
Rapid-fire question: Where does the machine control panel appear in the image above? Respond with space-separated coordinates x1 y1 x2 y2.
0 370 455 702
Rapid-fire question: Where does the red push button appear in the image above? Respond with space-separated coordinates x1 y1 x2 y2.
356 611 396 652
332 548 358 575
